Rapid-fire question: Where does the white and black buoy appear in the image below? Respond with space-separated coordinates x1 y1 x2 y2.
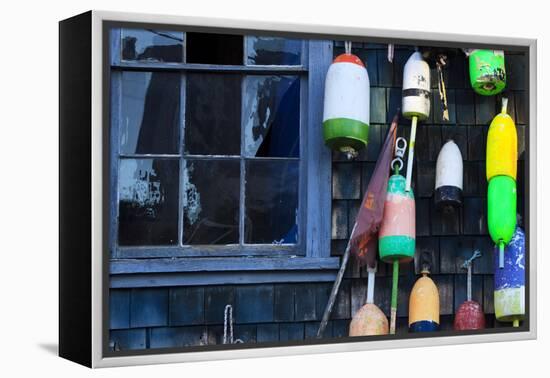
402 51 431 192
434 140 463 209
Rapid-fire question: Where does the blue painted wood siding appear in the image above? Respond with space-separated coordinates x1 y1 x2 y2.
110 41 528 351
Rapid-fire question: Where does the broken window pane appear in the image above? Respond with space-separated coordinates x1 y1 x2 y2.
246 37 302 65
245 160 299 244
185 73 241 155
120 71 180 155
243 75 300 158
183 159 240 245
121 29 184 62
118 159 179 246
186 32 244 65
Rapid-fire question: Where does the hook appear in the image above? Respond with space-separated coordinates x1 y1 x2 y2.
395 137 407 159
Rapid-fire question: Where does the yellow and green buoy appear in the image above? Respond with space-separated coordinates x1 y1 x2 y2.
487 98 517 268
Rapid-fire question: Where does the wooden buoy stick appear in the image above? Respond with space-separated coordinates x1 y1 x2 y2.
390 260 399 334
317 223 357 338
405 116 418 192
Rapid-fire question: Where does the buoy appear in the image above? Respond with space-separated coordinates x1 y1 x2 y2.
379 174 416 263
454 250 485 330
402 51 431 191
379 152 415 334
486 101 518 181
409 254 439 332
323 43 370 159
488 176 517 268
468 49 506 96
434 140 463 208
494 226 525 327
486 98 518 269
486 98 518 268
349 265 389 336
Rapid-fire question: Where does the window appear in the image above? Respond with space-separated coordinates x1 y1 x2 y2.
109 28 337 284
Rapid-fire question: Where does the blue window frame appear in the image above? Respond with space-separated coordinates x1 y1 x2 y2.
108 28 338 287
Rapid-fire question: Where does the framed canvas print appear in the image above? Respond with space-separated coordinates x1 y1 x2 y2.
59 10 537 368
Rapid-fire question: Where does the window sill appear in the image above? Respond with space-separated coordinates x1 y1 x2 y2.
109 257 341 288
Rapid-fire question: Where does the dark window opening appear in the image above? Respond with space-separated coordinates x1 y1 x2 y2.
186 32 243 65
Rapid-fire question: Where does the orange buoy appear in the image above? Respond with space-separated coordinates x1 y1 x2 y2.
409 254 439 332
349 265 389 336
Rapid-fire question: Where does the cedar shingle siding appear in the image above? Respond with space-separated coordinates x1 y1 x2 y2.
109 43 527 351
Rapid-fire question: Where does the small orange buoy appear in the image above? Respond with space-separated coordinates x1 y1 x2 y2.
349 265 389 336
349 304 389 336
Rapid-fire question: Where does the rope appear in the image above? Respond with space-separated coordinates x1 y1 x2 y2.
223 305 243 344
436 61 450 122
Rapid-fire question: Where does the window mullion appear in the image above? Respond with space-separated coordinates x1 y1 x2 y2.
178 73 186 247
110 70 122 258
239 73 246 246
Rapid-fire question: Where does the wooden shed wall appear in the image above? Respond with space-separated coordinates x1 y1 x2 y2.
109 44 527 351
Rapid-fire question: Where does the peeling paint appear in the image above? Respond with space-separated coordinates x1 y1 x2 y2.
119 159 163 219
182 161 202 225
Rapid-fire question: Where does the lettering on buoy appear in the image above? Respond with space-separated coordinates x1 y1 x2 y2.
468 49 506 96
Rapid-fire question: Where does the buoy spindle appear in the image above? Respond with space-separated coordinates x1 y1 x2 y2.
405 116 418 192
390 260 399 334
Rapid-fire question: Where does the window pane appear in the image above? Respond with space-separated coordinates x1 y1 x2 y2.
243 76 300 158
183 159 240 244
118 159 179 246
186 32 243 65
185 73 241 155
120 72 180 155
246 37 302 65
121 29 183 62
245 160 299 244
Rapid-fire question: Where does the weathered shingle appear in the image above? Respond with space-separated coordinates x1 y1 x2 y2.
169 287 204 326
110 289 130 330
475 95 497 125
455 89 475 125
331 200 348 239
204 286 235 325
130 288 168 328
332 163 361 200
274 284 295 322
235 285 274 324
463 197 488 235
110 329 146 351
